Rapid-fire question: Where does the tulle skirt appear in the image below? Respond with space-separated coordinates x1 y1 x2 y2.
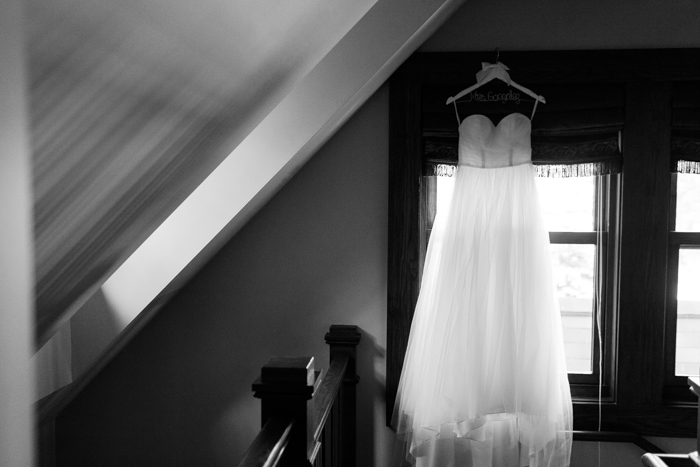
392 163 572 467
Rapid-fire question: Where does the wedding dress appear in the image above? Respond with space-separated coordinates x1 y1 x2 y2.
392 112 573 467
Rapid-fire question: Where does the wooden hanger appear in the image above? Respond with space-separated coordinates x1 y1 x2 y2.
445 52 546 106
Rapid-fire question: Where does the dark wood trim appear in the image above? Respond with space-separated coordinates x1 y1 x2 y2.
387 82 423 423
573 402 697 437
669 232 700 245
665 242 682 392
313 356 349 442
549 232 598 244
616 82 673 406
391 49 700 85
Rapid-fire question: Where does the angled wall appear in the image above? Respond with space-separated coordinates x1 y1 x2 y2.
56 86 391 467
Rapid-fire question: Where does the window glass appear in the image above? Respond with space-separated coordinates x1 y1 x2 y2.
436 173 454 215
550 243 595 374
674 174 700 376
676 248 700 376
537 176 595 231
437 174 598 374
536 176 597 374
675 174 700 232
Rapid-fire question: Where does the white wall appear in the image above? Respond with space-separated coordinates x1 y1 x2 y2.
0 0 36 465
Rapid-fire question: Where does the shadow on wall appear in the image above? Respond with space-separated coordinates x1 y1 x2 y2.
211 389 261 466
70 289 121 376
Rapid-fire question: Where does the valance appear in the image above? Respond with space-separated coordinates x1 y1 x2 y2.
422 84 624 178
671 82 700 174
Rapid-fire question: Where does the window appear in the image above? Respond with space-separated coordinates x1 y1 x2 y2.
667 174 700 380
434 173 618 397
537 176 598 374
388 49 700 435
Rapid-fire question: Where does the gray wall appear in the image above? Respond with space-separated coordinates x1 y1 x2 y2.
57 85 391 467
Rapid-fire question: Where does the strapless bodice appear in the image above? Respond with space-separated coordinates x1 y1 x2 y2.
458 113 532 168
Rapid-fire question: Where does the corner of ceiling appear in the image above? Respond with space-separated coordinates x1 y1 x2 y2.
44 0 466 411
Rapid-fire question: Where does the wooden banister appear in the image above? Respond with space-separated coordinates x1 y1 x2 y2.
237 417 294 467
239 325 361 467
312 356 349 442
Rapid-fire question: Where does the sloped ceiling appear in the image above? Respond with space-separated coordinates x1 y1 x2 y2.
29 0 376 346
31 0 467 351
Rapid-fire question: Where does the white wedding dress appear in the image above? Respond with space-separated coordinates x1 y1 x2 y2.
392 112 573 467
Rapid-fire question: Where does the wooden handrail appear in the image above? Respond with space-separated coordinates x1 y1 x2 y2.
238 417 294 467
238 325 360 467
312 356 349 443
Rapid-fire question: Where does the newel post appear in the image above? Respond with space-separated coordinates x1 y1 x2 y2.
325 325 361 467
252 356 316 466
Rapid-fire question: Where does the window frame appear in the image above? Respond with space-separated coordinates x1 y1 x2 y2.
428 172 619 399
545 174 619 402
664 174 700 401
387 49 700 436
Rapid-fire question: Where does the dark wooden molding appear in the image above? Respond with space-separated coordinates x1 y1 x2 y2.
573 402 696 437
387 82 424 423
616 82 673 406
391 49 700 85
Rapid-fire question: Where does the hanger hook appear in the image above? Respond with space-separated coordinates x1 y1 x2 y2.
495 47 500 63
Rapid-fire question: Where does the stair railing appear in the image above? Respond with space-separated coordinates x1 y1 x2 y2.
238 325 361 467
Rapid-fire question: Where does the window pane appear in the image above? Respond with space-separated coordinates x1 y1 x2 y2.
536 176 595 231
436 174 454 215
676 248 700 376
438 176 598 374
550 243 596 374
675 174 700 232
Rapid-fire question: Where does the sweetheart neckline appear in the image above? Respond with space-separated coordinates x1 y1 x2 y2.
459 112 531 131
